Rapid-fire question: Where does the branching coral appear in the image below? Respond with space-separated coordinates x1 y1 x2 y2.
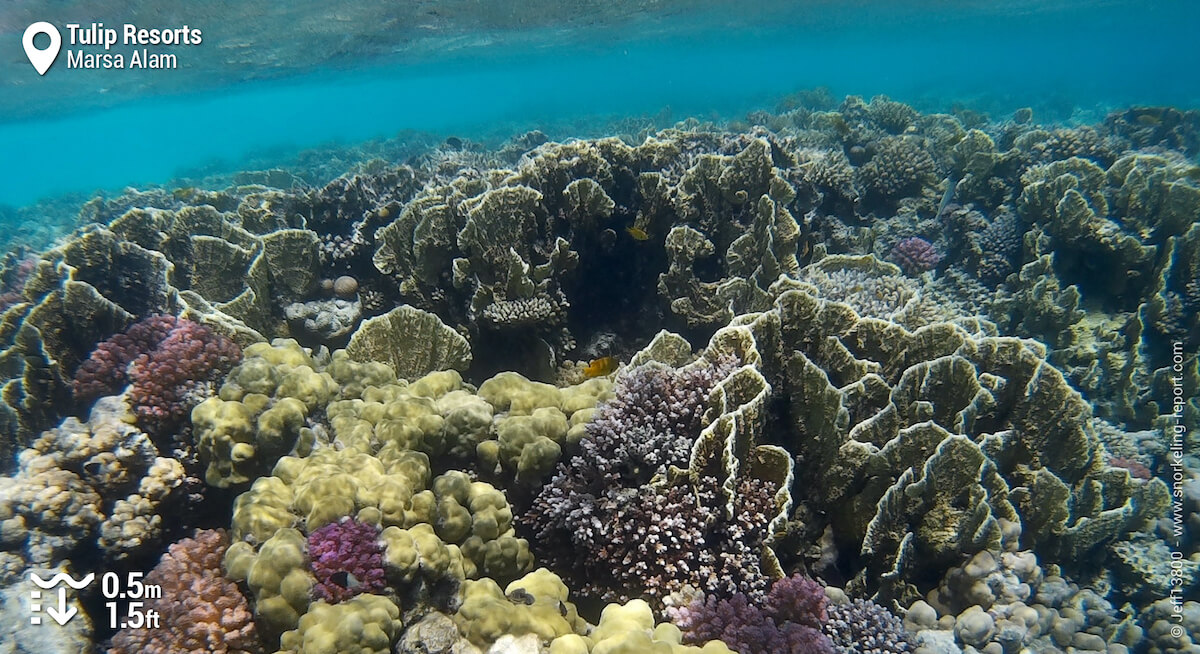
824 599 915 654
669 574 834 654
107 529 260 654
307 517 388 603
521 357 785 605
74 315 242 439
73 315 178 403
888 237 943 276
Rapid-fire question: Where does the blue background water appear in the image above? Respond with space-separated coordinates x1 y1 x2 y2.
0 0 1196 209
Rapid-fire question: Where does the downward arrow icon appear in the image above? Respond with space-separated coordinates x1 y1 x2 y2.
44 587 76 625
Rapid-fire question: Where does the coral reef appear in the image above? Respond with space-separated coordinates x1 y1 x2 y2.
223 443 534 637
277 594 402 654
345 305 472 380
523 355 791 606
284 298 362 342
888 237 943 276
824 598 914 654
192 340 338 488
856 136 938 209
124 317 241 439
900 547 1176 654
0 92 1196 654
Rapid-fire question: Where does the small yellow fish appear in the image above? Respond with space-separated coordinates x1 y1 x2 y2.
583 356 618 378
626 226 650 241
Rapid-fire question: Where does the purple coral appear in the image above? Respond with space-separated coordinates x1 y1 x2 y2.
521 358 777 605
73 316 241 436
307 517 388 603
74 315 178 402
824 599 915 654
765 574 828 628
669 574 835 654
889 237 943 276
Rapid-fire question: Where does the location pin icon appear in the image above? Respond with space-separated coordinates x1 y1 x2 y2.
23 22 61 75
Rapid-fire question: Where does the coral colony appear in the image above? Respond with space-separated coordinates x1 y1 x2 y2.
0 94 1195 654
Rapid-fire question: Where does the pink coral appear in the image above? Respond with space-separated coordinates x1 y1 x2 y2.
73 316 240 436
307 517 388 603
73 315 177 402
127 319 241 435
889 237 943 276
1108 456 1152 480
107 529 261 654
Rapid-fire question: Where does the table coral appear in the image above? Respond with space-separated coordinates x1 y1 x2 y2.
345 305 471 380
728 288 1168 604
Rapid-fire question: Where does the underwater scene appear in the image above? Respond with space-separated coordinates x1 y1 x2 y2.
0 1 1197 653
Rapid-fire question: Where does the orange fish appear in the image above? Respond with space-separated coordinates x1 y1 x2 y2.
626 226 650 241
583 356 618 378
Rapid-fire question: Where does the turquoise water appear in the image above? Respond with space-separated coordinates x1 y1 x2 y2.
0 0 1196 209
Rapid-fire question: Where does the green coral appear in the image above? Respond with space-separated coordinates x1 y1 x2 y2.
224 527 313 637
475 372 612 484
857 136 938 207
277 594 402 654
449 568 737 654
552 599 738 654
193 340 334 488
226 445 533 635
453 568 584 648
699 288 1169 603
1016 157 1157 302
0 226 171 457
